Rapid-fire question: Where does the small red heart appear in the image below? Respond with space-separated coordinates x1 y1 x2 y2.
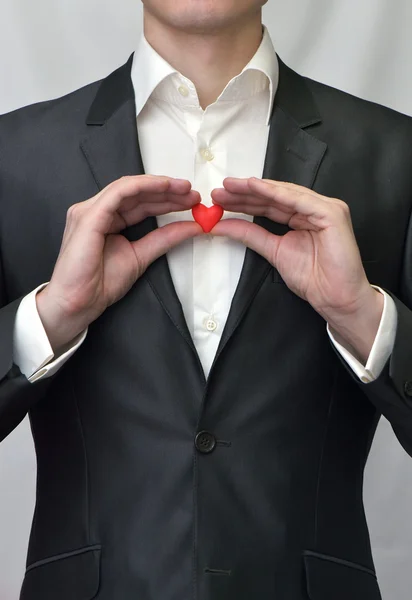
192 203 224 233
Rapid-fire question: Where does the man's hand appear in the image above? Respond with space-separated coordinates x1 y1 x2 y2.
37 175 202 352
211 177 384 363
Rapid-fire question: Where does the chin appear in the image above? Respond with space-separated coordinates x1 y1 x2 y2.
142 0 262 32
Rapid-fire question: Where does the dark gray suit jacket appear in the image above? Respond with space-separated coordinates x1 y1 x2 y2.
1 55 412 600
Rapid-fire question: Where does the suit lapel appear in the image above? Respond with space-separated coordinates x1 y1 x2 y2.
212 59 328 369
80 55 197 357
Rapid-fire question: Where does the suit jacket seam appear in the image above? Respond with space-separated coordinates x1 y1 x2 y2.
313 362 339 548
192 448 199 600
72 378 91 546
80 131 108 191
0 174 10 306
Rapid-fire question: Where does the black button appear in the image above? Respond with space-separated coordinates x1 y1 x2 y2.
195 431 216 454
404 381 412 398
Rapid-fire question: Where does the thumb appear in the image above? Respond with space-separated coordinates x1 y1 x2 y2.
131 220 203 271
211 219 279 265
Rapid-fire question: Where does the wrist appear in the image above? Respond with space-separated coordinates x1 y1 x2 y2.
36 287 90 353
324 288 385 364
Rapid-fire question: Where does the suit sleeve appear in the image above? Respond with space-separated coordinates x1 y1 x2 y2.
0 241 54 443
331 209 412 457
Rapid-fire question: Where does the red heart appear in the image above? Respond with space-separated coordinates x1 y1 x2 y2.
192 203 224 233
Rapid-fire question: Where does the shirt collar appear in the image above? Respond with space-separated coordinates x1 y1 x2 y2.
131 25 279 125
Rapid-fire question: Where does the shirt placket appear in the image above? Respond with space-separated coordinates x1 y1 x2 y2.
190 106 229 377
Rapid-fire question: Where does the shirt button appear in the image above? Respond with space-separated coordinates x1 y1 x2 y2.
204 317 218 332
200 147 214 162
178 85 189 97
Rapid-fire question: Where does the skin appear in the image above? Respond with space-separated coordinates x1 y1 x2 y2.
37 0 384 364
142 0 268 108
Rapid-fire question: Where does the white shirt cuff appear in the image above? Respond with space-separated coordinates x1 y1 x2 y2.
13 284 87 383
327 286 398 384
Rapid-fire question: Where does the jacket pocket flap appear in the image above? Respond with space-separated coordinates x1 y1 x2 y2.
303 550 382 600
20 545 101 600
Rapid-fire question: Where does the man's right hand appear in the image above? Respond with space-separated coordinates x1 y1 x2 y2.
36 175 202 352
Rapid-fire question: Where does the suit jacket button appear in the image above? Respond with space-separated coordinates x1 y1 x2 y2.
195 431 216 454
404 381 412 397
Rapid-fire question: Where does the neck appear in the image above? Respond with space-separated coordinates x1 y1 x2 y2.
143 12 264 109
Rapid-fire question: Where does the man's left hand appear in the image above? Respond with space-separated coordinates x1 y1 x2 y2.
211 177 384 363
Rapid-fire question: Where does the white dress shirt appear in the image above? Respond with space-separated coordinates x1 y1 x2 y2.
13 26 397 384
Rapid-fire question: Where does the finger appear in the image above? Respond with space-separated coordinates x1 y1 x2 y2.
213 196 319 231
92 176 194 213
211 189 293 224
212 187 265 204
214 184 339 230
221 177 251 191
131 220 203 272
210 218 279 264
247 178 349 226
212 188 282 208
224 177 339 210
108 193 201 233
117 189 201 221
214 182 294 208
260 178 335 202
212 189 292 213
226 177 330 204
214 200 293 225
85 175 170 206
221 177 305 200
78 179 199 234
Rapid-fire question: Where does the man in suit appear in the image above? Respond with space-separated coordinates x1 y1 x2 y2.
1 0 412 598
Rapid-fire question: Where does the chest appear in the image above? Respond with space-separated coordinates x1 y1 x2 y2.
135 97 273 372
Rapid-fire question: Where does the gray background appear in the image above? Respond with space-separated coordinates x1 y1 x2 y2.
0 0 412 598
